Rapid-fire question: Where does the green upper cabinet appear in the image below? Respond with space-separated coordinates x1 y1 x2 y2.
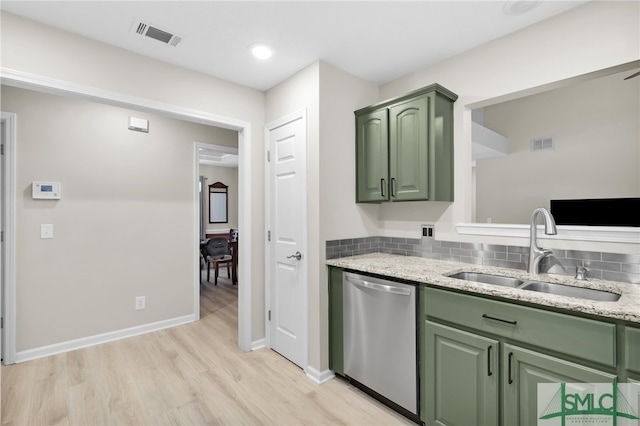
356 109 389 202
355 84 457 203
389 96 429 201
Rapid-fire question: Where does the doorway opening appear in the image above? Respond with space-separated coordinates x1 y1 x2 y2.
197 142 240 319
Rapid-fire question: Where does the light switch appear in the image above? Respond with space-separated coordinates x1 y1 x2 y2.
41 224 53 239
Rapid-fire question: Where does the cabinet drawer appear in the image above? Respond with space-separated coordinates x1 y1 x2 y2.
625 327 640 374
425 287 616 367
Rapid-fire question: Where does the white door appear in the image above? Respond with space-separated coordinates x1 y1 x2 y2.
267 111 307 368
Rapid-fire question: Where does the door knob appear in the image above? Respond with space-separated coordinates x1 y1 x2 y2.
287 251 302 261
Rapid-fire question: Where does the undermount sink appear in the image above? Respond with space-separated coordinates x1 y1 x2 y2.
449 272 524 288
448 272 621 302
519 281 620 302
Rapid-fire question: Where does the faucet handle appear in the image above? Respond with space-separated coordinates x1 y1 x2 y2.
575 266 588 281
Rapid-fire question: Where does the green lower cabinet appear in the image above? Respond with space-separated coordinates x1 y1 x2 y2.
328 279 636 424
424 321 499 426
625 326 640 375
424 321 617 426
502 344 617 426
328 266 344 376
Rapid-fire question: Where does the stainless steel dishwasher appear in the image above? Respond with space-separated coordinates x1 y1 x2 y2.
342 271 418 419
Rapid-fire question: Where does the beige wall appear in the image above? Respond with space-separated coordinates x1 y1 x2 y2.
319 61 380 242
317 62 379 370
476 69 640 224
201 164 239 232
375 0 640 253
2 86 240 350
1 11 266 349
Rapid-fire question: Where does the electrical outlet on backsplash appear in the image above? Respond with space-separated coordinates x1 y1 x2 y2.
325 236 640 285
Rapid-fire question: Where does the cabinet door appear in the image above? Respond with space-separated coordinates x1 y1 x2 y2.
328 267 344 375
389 95 429 201
356 109 389 202
424 321 499 426
625 326 640 374
503 344 617 426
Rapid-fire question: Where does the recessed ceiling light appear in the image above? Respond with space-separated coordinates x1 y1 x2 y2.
249 43 273 60
503 0 541 15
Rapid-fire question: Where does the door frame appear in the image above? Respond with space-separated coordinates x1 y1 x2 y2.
0 68 254 354
264 109 308 369
0 112 17 364
194 141 239 307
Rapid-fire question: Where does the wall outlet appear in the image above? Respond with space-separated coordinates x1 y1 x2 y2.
135 296 146 310
421 224 434 239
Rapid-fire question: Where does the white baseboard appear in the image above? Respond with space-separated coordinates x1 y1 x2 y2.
14 314 196 364
251 338 266 351
305 366 335 385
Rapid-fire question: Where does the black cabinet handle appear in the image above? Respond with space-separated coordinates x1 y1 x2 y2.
380 178 386 197
508 352 514 384
482 314 517 325
487 345 493 377
391 178 396 197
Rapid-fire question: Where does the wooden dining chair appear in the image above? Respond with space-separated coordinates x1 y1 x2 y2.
204 237 233 285
229 228 239 285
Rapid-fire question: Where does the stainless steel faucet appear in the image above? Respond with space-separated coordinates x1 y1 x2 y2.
528 207 558 275
575 266 588 280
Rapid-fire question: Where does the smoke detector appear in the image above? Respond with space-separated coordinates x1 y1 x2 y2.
132 20 182 47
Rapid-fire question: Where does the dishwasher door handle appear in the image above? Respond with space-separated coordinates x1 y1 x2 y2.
345 275 412 296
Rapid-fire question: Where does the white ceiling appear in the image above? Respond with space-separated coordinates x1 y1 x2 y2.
199 146 239 168
1 1 588 91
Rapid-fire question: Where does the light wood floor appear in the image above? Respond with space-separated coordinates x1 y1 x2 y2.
1 276 414 425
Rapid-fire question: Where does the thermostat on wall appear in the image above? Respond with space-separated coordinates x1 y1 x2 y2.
32 181 61 199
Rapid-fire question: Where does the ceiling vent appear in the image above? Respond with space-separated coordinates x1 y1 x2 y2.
531 136 554 152
134 21 181 47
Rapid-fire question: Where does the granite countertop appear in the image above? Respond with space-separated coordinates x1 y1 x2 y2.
327 253 640 325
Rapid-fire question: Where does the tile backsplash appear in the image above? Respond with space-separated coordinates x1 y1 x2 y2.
325 236 640 284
